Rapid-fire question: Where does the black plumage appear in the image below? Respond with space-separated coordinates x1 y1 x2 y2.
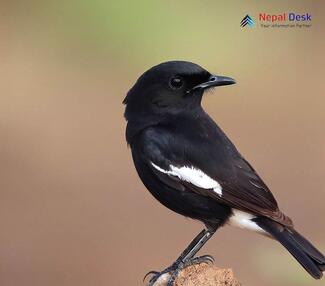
123 61 324 284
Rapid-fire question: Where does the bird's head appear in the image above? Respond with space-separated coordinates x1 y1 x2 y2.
123 61 235 141
124 61 235 118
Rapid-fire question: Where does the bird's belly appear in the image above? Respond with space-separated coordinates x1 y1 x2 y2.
134 158 231 227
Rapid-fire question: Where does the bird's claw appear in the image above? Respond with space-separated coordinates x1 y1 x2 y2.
144 255 215 286
185 254 215 266
143 271 159 282
144 263 179 286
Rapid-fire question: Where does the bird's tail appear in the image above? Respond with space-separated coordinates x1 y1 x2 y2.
254 217 325 279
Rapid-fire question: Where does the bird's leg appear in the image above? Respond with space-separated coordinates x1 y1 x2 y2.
178 228 215 263
145 228 216 286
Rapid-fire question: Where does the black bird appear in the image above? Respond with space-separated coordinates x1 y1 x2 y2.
123 61 325 285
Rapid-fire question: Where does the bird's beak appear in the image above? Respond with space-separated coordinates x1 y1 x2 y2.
189 74 236 93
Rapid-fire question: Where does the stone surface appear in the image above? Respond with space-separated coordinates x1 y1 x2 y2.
153 263 241 286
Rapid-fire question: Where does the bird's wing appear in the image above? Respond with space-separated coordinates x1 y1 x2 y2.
139 126 292 227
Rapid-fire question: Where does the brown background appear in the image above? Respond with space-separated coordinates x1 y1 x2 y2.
1 1 324 286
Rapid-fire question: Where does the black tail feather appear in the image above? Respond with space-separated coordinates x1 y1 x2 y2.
255 217 325 279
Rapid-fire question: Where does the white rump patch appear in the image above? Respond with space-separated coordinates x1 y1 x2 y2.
228 209 265 233
151 162 222 196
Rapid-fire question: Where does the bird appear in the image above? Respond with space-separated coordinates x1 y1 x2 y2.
123 61 325 285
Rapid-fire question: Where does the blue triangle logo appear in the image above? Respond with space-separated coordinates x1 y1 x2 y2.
240 15 255 27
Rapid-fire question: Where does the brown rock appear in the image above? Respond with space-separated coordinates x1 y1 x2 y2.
153 263 241 286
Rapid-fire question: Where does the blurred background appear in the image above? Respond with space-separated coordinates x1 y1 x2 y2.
1 1 324 285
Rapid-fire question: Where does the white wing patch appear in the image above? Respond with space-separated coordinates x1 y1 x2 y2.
228 209 265 233
151 162 222 196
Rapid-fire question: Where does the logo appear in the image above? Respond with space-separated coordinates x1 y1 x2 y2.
259 13 311 22
240 13 312 29
240 15 255 27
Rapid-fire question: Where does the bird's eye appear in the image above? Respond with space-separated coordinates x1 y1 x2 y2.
169 77 183 90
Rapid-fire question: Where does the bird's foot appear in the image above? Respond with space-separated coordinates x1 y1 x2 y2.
184 254 214 266
144 255 214 286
